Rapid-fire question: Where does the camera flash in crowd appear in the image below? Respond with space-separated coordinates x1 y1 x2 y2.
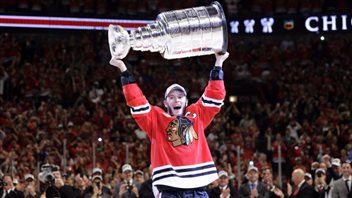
320 35 325 41
98 137 102 142
229 95 237 103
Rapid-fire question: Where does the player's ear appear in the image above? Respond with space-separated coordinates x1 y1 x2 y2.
163 99 168 108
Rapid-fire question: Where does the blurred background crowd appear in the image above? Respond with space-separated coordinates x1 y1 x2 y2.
1 0 352 198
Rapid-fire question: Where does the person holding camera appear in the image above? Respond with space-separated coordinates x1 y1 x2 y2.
113 164 139 198
83 175 111 198
83 168 111 198
38 164 80 198
0 175 24 198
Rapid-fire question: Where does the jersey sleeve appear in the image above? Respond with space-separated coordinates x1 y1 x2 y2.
195 79 226 127
122 83 153 136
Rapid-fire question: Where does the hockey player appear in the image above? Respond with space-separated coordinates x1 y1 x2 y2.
109 51 229 198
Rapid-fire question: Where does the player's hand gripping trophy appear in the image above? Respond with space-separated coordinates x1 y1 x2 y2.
108 1 228 60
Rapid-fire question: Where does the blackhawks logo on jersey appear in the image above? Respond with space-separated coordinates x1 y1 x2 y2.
166 116 198 147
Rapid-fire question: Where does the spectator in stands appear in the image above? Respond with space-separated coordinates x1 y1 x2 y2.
208 170 238 198
303 173 313 186
313 168 331 198
83 167 111 198
133 170 144 188
238 165 269 198
331 161 352 198
88 81 104 104
290 168 316 198
23 174 39 198
138 166 157 198
138 177 153 198
113 164 139 198
83 174 110 198
328 158 342 185
261 167 287 198
319 154 342 185
1 175 25 198
38 164 80 198
271 133 287 176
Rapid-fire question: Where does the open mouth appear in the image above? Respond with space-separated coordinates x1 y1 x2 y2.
173 106 181 110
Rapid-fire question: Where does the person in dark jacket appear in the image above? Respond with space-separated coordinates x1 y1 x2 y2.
83 174 111 198
290 168 317 198
38 164 80 198
239 166 270 198
83 167 111 198
139 178 154 198
208 170 238 198
261 168 287 198
0 175 25 198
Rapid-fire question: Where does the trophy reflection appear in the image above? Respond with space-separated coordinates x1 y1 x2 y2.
108 1 228 59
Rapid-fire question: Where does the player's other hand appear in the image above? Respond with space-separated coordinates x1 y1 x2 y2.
110 56 127 72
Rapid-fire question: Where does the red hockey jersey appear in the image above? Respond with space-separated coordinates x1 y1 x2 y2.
123 80 225 189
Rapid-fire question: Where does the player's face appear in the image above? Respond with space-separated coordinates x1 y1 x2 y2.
164 90 188 116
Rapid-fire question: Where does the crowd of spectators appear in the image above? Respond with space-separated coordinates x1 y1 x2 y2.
1 0 352 19
0 23 352 197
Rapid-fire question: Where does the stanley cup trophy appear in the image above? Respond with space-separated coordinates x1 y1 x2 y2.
108 1 228 59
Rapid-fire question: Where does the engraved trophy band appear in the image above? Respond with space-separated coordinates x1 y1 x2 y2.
108 1 228 59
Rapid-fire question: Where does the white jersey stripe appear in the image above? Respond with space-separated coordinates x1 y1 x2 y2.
202 95 223 104
152 161 218 189
201 94 224 108
130 103 151 114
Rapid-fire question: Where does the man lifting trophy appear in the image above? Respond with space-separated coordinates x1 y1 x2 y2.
108 2 230 198
108 1 228 59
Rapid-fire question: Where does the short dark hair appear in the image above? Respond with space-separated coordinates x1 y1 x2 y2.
3 174 13 180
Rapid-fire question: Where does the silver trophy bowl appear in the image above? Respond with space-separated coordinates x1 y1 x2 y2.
108 1 228 59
